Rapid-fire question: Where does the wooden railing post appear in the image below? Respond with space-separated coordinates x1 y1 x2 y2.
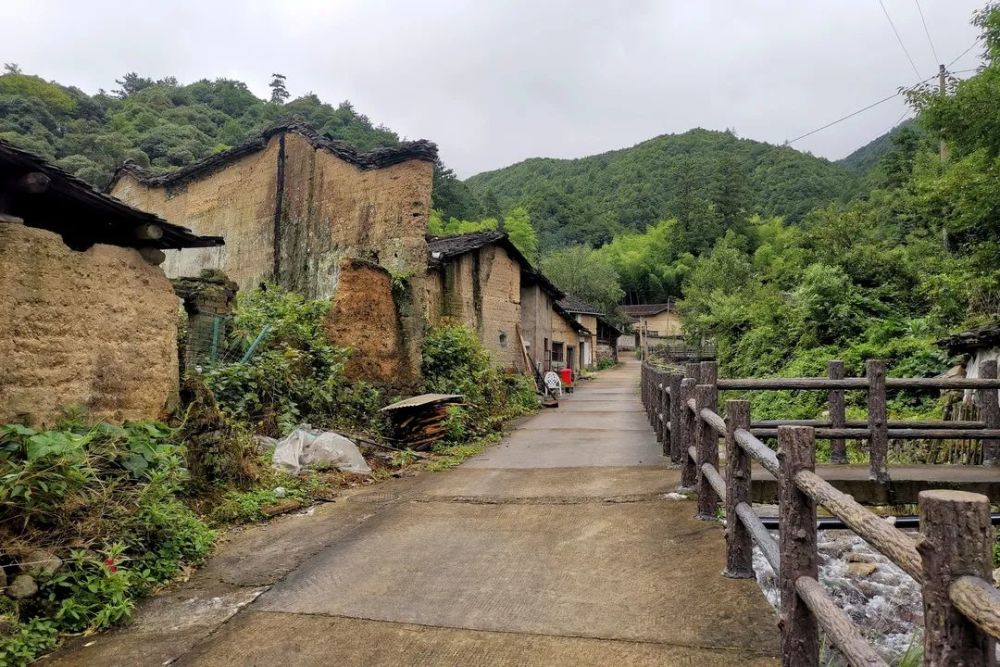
657 371 667 450
978 360 999 466
668 373 683 464
696 383 719 520
724 399 753 578
685 362 701 385
777 426 819 667
828 360 847 464
866 359 889 483
918 490 995 665
680 377 698 488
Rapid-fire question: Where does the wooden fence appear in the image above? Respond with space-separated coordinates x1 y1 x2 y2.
641 360 1000 666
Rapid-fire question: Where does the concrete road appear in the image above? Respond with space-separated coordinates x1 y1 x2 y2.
49 359 779 666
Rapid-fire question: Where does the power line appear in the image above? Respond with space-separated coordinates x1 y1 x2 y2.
879 0 923 79
914 0 941 65
947 37 981 69
788 74 935 145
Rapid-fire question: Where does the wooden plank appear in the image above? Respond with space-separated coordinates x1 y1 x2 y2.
680 378 698 487
951 575 1000 641
736 501 780 573
735 428 780 476
696 383 720 520
829 361 847 464
866 360 888 484
701 462 726 503
979 360 1000 466
725 400 753 579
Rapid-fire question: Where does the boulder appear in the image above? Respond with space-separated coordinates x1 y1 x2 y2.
846 562 878 578
24 550 61 577
846 552 875 563
7 575 37 599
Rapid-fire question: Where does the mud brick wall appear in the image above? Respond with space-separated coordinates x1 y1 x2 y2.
476 245 521 370
0 224 180 426
426 245 522 370
111 141 279 291
112 130 434 385
324 259 412 385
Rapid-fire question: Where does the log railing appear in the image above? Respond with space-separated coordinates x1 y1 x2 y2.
640 360 1000 666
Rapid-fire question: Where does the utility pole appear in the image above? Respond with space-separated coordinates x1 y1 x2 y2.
939 63 949 163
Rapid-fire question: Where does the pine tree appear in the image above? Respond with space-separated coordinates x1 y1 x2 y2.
269 73 290 104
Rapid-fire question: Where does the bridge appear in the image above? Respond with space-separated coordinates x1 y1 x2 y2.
47 358 1000 666
643 359 1000 666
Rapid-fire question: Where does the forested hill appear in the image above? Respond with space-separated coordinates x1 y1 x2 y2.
837 120 919 174
464 129 864 251
0 69 402 190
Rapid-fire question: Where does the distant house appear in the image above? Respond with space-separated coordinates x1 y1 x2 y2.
939 323 1000 401
425 230 587 376
108 122 438 385
0 138 222 425
426 231 526 370
556 294 621 366
619 302 682 351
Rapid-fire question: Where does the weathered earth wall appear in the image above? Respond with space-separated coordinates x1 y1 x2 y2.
550 311 581 373
476 245 522 370
110 141 279 290
0 224 180 426
425 245 522 370
111 130 434 385
324 259 412 385
520 284 555 372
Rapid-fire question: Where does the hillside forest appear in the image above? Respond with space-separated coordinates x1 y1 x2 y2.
2 4 1000 411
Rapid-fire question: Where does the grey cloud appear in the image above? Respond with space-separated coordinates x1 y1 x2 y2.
4 0 986 176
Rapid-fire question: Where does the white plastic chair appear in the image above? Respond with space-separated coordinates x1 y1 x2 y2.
544 371 562 397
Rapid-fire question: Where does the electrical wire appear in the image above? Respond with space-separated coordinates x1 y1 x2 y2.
914 0 941 65
879 0 923 79
787 74 935 145
947 37 981 69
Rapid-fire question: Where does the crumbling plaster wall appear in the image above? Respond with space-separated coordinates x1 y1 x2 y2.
0 224 179 426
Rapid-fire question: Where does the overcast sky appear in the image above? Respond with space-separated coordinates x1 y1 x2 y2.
5 1 987 176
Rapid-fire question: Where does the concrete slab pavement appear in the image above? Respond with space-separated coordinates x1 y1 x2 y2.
47 359 780 666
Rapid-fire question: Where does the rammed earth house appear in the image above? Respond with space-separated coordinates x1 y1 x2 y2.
109 123 438 385
425 230 588 376
0 138 222 426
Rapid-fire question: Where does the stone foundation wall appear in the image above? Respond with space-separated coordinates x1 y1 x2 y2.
0 224 180 426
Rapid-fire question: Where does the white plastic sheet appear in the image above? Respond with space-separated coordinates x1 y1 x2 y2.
271 425 371 475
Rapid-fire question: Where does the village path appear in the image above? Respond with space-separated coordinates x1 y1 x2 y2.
48 359 779 666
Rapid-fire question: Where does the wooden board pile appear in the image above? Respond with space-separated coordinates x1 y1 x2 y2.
380 393 463 450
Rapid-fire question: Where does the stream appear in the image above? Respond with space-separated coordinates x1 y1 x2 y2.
752 527 923 664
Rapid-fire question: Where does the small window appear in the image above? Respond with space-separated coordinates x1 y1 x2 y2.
498 330 508 348
552 342 565 363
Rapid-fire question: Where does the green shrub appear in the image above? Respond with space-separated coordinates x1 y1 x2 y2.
422 326 537 441
203 285 386 436
0 419 215 662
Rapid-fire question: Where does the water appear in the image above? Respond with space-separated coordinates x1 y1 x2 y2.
752 529 922 664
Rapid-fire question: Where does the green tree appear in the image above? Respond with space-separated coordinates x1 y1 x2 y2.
502 206 538 264
542 245 624 314
268 73 289 104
